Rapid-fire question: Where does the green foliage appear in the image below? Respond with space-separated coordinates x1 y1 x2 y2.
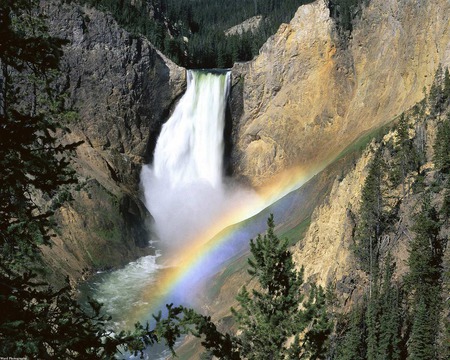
231 214 306 359
367 255 402 360
390 114 422 189
328 0 369 34
0 269 187 358
72 0 373 67
365 281 379 360
50 188 74 211
335 305 366 360
354 148 386 273
441 177 450 220
0 0 81 264
75 0 315 68
408 297 436 360
406 196 442 293
338 66 449 360
433 114 450 174
405 196 444 359
444 67 450 102
0 1 182 357
428 65 450 117
301 285 332 359
180 215 331 359
335 256 403 360
376 257 401 360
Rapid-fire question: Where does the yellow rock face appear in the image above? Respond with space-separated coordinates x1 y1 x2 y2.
232 0 450 187
293 146 374 291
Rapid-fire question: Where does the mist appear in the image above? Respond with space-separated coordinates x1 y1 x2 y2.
141 167 257 251
140 70 257 254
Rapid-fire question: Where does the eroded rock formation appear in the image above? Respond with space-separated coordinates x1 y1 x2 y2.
39 0 185 284
231 0 450 187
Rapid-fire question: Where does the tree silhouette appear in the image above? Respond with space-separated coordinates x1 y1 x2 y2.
0 1 183 357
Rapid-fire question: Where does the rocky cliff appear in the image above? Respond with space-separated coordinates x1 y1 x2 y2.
231 0 450 187
293 144 373 304
293 99 449 308
39 0 185 284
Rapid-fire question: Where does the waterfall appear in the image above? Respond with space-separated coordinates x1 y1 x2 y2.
141 70 232 248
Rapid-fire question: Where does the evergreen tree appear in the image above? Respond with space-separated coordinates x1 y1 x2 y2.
0 1 184 356
406 196 443 360
441 177 450 221
301 285 332 359
408 297 436 360
366 276 380 360
355 148 386 274
336 305 366 360
391 114 420 191
77 0 316 68
444 67 450 104
429 65 445 117
181 215 331 359
406 196 442 293
231 214 307 359
376 255 401 360
0 0 79 263
336 257 401 360
433 114 450 174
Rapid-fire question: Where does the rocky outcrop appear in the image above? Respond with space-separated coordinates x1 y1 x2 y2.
225 15 263 36
39 0 185 284
231 0 450 187
43 0 185 189
293 145 374 304
292 104 449 307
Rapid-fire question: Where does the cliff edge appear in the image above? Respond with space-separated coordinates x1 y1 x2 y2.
39 0 185 284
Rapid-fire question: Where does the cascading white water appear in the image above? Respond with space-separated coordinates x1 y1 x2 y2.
83 69 303 360
152 70 229 188
141 70 232 248
153 71 230 188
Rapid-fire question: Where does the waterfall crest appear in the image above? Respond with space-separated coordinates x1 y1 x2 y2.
141 70 232 248
153 70 230 188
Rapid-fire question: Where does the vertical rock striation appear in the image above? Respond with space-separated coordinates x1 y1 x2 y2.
231 0 450 187
39 0 186 284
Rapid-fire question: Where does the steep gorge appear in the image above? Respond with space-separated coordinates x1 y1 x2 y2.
37 0 450 293
173 1 450 354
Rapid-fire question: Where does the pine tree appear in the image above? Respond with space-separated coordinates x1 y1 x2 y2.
231 214 306 359
355 148 386 274
391 114 420 191
376 255 401 360
336 305 366 360
433 114 450 174
0 1 183 356
0 0 79 263
366 288 379 360
301 285 332 359
406 196 443 360
441 178 450 221
409 297 436 360
443 67 450 104
181 215 331 359
429 64 445 117
406 196 442 293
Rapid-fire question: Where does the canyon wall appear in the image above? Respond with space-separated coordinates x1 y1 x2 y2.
231 0 450 187
37 0 450 284
40 0 185 284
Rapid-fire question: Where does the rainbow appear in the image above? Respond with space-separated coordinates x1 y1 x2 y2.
124 164 323 327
